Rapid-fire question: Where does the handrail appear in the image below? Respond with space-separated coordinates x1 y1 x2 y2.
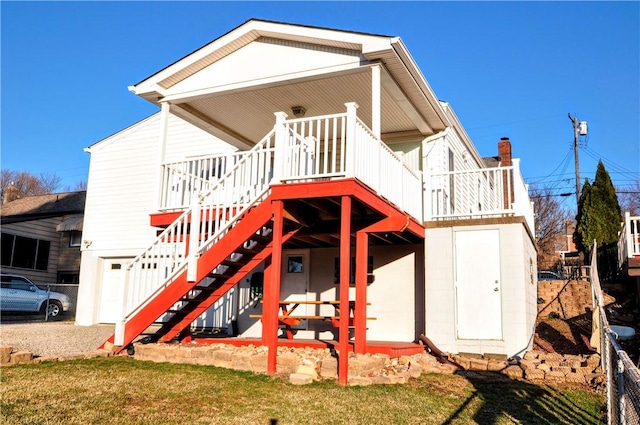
618 212 640 269
118 129 276 330
159 152 246 210
427 161 534 231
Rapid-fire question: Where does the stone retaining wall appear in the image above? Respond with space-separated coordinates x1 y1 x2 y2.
450 350 603 386
537 278 592 319
0 342 602 387
133 342 603 386
0 345 109 366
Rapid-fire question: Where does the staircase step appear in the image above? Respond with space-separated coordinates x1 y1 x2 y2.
208 273 233 280
249 234 271 244
220 258 249 267
235 246 261 255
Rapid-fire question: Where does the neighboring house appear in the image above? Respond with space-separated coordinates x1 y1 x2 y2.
1 190 86 288
618 212 640 298
75 19 537 382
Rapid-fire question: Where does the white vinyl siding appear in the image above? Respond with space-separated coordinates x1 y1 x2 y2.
390 140 422 172
167 37 363 96
76 113 237 325
83 113 235 252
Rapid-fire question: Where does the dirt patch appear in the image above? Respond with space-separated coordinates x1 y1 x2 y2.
534 316 594 355
534 280 639 365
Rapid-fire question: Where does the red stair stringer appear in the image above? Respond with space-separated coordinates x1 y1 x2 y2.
101 196 275 354
158 226 300 342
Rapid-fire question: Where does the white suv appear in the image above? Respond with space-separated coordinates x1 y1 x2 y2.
0 274 72 317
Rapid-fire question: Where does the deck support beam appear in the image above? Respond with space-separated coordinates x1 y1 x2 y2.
354 230 368 354
338 195 352 385
264 200 284 375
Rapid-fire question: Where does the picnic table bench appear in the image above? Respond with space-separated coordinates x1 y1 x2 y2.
250 300 375 339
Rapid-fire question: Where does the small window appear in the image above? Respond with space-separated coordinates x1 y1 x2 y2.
69 231 82 247
287 256 303 273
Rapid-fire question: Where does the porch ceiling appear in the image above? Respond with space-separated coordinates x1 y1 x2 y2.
274 179 425 249
282 196 424 249
169 68 428 147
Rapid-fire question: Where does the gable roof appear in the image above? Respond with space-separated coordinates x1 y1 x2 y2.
129 18 450 142
134 18 394 89
1 191 86 224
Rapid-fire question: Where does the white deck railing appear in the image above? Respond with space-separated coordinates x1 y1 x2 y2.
425 158 534 231
618 212 640 269
115 130 276 345
159 152 246 210
275 104 423 221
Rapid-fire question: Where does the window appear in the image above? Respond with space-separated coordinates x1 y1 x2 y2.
287 256 303 273
69 231 82 247
334 256 374 285
0 233 50 271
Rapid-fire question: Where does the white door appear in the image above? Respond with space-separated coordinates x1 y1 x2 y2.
98 258 129 323
280 249 310 329
455 229 502 340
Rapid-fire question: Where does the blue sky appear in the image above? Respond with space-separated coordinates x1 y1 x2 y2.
2 1 638 212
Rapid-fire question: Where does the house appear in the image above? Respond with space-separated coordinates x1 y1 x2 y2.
618 212 640 299
1 190 86 312
75 19 537 383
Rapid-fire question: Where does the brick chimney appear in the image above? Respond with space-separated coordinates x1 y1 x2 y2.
498 137 512 167
498 137 514 208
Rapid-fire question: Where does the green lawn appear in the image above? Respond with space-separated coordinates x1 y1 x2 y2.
1 357 604 424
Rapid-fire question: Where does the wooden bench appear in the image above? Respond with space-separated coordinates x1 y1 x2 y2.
249 300 375 339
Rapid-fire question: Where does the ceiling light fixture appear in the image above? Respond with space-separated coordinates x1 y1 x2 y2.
291 106 306 118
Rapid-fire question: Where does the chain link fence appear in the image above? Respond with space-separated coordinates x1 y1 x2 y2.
591 243 640 425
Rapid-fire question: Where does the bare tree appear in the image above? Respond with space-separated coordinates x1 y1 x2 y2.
531 187 573 269
1 169 62 201
618 179 640 216
73 180 88 191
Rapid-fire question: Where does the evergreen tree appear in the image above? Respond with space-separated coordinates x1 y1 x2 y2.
574 179 592 253
573 161 622 253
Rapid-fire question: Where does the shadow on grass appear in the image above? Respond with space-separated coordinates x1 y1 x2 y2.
443 371 603 425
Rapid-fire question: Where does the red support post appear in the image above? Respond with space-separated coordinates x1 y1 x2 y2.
354 231 368 354
263 200 284 375
338 195 352 385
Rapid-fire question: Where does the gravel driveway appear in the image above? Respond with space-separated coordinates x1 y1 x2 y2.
0 320 115 357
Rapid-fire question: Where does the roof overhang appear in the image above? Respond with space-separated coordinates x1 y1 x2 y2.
129 19 452 146
56 216 84 232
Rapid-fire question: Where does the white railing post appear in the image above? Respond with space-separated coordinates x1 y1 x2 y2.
187 194 202 282
273 112 288 184
345 102 359 178
371 64 381 140
155 102 171 209
114 266 130 346
625 212 633 261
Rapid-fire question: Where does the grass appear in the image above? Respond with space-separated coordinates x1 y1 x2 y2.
1 357 604 425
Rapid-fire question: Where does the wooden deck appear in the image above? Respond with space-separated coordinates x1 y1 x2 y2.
191 336 425 357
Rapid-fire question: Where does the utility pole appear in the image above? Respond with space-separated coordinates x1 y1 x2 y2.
568 113 581 205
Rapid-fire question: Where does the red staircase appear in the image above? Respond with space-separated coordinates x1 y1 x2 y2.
101 197 300 353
